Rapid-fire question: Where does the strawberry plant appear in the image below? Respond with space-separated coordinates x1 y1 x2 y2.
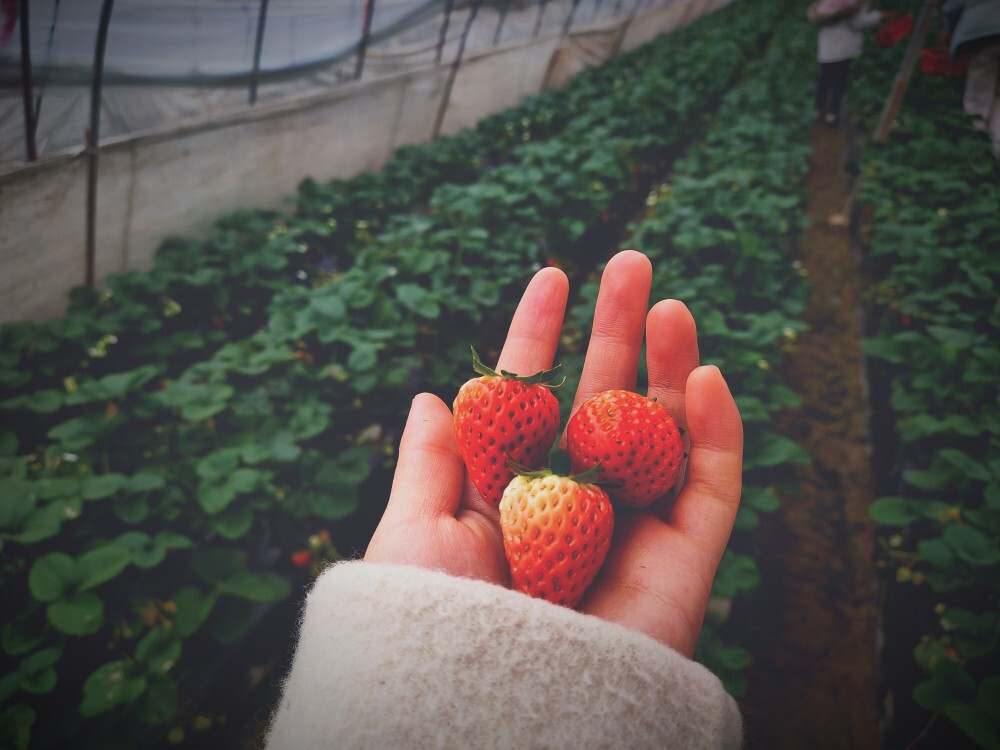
852 14 1000 748
560 15 818 695
0 0 802 745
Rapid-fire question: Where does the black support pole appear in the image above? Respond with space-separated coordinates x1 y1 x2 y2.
19 0 37 161
562 0 582 35
432 0 482 139
248 0 270 105
85 0 115 288
354 0 376 79
533 0 549 37
434 0 455 64
493 0 511 45
33 0 64 134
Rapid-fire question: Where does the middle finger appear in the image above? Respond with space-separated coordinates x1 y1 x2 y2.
569 250 652 416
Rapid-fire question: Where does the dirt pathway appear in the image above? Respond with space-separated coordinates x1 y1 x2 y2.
737 123 880 749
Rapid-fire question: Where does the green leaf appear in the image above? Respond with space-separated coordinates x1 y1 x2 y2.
939 449 991 482
212 504 254 540
172 587 218 638
3 621 45 657
942 703 1000 750
741 485 780 513
80 661 147 717
209 599 253 645
28 553 77 603
77 544 133 590
943 525 1000 566
0 480 35 530
192 549 247 584
869 496 920 525
712 552 760 598
1 389 63 414
113 494 150 524
18 648 61 695
980 676 1000 723
135 628 181 675
81 473 127 501
0 672 18 704
115 531 166 569
926 325 976 350
155 531 192 550
98 365 159 399
47 414 107 452
135 674 177 725
196 482 237 514
0 432 17 456
903 469 951 492
35 477 81 500
217 572 290 603
18 647 62 675
125 472 166 493
0 704 35 750
196 449 241 481
744 433 810 469
861 336 905 364
310 294 347 321
347 343 378 372
917 537 957 567
47 593 103 636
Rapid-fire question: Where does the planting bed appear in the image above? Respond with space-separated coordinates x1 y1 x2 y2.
851 15 1000 750
0 2 798 747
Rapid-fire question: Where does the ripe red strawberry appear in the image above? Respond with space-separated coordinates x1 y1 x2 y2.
453 348 562 505
499 454 613 608
567 389 684 508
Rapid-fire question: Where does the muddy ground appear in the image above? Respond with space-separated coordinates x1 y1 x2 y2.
737 122 882 750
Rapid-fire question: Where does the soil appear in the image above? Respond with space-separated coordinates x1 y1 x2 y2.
736 121 881 750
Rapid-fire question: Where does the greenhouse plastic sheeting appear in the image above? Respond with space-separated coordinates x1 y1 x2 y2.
0 0 630 164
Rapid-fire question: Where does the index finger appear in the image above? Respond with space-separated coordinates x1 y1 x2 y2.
496 266 569 375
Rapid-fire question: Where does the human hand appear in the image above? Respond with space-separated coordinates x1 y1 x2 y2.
365 250 743 658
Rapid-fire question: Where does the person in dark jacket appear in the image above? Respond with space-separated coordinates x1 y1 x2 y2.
943 0 1000 142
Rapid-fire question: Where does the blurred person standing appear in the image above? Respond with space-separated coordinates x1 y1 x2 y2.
943 0 1000 152
810 0 887 126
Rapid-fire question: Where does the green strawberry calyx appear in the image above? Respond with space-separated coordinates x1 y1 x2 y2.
470 346 565 388
507 450 603 485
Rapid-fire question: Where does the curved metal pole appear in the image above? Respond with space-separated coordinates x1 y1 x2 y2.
33 0 64 132
354 0 377 79
248 0 270 105
493 0 511 45
562 0 582 35
434 0 455 65
432 0 482 139
533 0 549 37
19 0 37 161
85 0 114 287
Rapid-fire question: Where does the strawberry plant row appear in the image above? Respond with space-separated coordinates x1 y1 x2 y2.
850 21 1000 750
561 15 819 695
0 0 749 416
0 1 795 745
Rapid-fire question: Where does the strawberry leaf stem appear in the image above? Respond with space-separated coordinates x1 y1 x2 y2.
470 346 563 386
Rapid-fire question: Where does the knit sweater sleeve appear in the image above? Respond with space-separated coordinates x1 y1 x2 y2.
265 561 743 750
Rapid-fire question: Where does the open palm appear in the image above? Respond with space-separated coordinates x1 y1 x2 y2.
365 250 743 658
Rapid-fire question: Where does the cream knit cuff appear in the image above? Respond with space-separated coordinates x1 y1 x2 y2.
266 561 742 749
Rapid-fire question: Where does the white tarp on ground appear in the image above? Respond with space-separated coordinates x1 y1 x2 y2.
0 0 636 165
